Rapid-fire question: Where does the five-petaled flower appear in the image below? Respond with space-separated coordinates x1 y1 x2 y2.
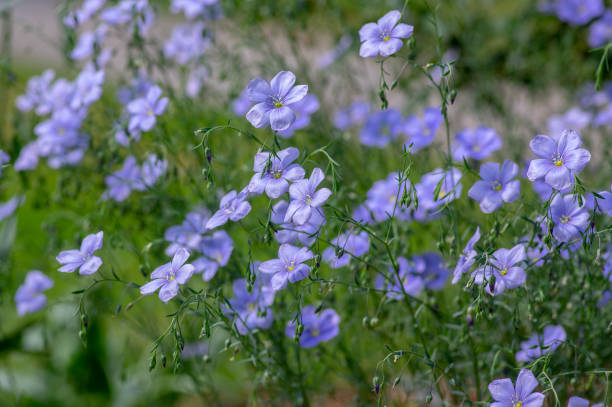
549 194 589 243
206 190 252 230
248 147 305 198
526 129 591 191
358 10 414 58
488 369 545 407
516 325 567 362
56 231 104 275
468 160 521 213
472 244 527 296
15 271 54 316
284 168 332 226
245 71 308 131
259 243 314 290
140 248 195 303
285 305 340 348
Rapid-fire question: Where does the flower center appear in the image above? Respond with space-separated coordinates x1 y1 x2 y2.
383 35 390 41
147 109 154 116
500 269 508 276
437 188 446 200
272 95 283 108
273 101 283 108
492 181 502 191
514 402 523 407
472 145 481 152
247 303 256 311
560 215 571 224
304 195 312 204
311 328 320 337
272 170 282 179
59 128 66 135
215 253 222 263
552 153 563 167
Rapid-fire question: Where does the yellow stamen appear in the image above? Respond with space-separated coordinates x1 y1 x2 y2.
500 269 508 276
311 329 320 337
383 35 390 42
494 184 502 191
554 159 563 167
273 101 283 108
514 402 523 407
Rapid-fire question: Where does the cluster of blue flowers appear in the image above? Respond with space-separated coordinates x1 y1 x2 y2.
3 2 612 405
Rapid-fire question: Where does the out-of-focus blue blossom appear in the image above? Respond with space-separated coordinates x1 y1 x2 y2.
358 10 413 58
278 95 320 138
232 88 251 116
245 71 308 132
527 130 591 190
104 156 144 202
270 200 325 247
516 325 567 362
284 168 331 226
101 0 155 35
247 147 305 199
259 243 314 290
549 194 589 243
452 227 481 284
452 126 501 161
468 160 521 213
206 190 252 230
164 22 210 65
413 168 462 222
334 101 369 130
15 271 54 316
488 369 545 407
0 150 9 176
63 0 106 28
140 154 167 187
0 196 24 222
595 183 612 216
164 209 210 256
70 66 105 109
418 252 450 290
140 248 195 303
556 0 604 25
193 230 234 280
186 66 209 98
567 396 605 407
401 107 443 152
285 305 340 348
589 10 612 47
14 143 40 172
472 244 527 296
226 270 275 334
322 231 370 268
317 35 352 69
56 231 104 275
15 69 55 114
378 256 425 299
127 85 168 133
70 25 108 60
547 107 592 136
360 109 402 147
170 0 219 20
